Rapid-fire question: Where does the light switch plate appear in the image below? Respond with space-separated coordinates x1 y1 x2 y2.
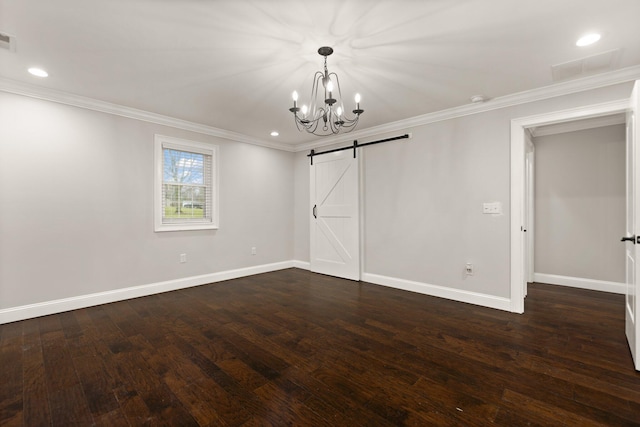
483 202 502 214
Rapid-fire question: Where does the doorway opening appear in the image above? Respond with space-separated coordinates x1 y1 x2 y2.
510 99 629 313
526 117 626 295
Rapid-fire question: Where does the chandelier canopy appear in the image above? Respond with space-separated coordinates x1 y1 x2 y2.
289 47 364 136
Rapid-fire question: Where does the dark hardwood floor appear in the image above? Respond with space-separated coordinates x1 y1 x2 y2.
1 268 640 426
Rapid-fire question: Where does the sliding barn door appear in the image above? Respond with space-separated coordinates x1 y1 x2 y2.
310 150 360 281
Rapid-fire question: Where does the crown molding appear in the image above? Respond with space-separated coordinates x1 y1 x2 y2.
3 64 639 155
0 77 297 152
294 65 640 153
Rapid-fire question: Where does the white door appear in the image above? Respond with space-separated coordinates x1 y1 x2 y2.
624 80 640 371
310 150 360 281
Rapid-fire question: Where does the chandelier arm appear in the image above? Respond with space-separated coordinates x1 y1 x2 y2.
310 72 325 121
294 115 307 132
305 116 320 134
296 118 314 132
329 71 342 101
344 117 359 130
329 72 360 122
328 71 343 122
295 103 321 132
335 118 358 134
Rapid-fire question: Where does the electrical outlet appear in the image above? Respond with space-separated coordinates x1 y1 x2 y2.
180 253 187 263
465 263 474 275
251 247 257 255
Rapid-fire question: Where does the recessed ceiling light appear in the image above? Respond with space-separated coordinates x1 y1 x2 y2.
576 33 601 47
270 131 279 137
28 67 48 77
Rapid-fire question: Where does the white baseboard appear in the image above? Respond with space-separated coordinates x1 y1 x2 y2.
1 261 529 324
292 260 311 270
362 273 513 312
533 273 625 294
0 261 296 325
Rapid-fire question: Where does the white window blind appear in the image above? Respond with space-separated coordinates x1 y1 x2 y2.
154 136 219 232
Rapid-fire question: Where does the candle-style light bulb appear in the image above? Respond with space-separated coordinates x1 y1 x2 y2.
326 81 334 93
354 93 362 114
301 105 308 116
292 91 299 101
336 106 343 116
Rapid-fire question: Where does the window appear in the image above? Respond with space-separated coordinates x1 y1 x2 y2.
154 135 218 231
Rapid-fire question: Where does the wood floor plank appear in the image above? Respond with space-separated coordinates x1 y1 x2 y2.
71 353 121 418
112 347 198 425
21 319 50 427
47 384 94 426
251 381 329 426
92 408 130 427
162 377 228 427
161 335 256 425
276 364 370 424
3 269 640 426
501 388 613 427
216 358 269 392
0 321 23 426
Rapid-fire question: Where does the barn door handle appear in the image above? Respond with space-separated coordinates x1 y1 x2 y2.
621 236 636 244
313 205 317 219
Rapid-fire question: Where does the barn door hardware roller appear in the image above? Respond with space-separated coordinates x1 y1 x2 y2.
621 235 640 244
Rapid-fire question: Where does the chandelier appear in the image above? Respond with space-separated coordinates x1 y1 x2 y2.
289 46 364 136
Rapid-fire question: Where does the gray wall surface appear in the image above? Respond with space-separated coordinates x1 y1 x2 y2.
0 92 294 309
293 151 310 263
534 124 625 282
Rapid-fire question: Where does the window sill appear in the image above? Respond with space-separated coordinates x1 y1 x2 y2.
154 223 219 232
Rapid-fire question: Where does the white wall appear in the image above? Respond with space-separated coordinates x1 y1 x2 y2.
293 151 310 263
533 124 625 283
0 92 294 312
294 82 633 302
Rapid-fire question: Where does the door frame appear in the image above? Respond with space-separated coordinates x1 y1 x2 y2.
524 133 535 288
510 98 629 313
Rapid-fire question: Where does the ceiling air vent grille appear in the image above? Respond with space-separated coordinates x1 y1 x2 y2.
551 49 620 82
0 32 16 52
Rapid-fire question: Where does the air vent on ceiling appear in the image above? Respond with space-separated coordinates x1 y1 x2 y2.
0 32 16 52
551 49 620 82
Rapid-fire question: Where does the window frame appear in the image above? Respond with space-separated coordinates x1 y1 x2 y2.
154 134 219 232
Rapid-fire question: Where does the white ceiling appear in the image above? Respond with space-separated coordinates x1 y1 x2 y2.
1 0 640 147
